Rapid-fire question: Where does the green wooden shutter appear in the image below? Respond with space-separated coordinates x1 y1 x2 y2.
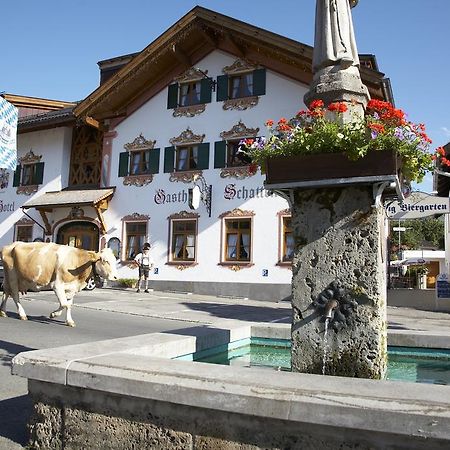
216 75 229 101
253 68 266 96
12 165 21 187
118 152 129 177
200 78 212 104
167 83 179 109
214 141 226 169
149 148 160 174
164 146 175 173
33 162 45 185
197 143 210 170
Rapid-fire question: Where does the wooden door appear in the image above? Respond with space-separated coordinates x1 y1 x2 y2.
57 222 99 251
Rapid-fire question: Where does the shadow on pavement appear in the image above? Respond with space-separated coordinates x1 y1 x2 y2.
181 302 291 323
0 341 34 368
0 395 31 447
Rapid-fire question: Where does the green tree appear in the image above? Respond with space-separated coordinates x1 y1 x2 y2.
390 217 445 253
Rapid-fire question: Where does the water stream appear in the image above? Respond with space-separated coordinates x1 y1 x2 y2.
322 317 330 375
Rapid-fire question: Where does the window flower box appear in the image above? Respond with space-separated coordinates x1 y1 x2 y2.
264 149 402 188
240 99 435 191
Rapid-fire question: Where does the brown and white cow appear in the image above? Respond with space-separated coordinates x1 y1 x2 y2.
0 242 118 327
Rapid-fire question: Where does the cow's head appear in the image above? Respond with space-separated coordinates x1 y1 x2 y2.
94 248 118 281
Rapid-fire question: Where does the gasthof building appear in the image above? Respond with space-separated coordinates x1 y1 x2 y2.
0 7 392 301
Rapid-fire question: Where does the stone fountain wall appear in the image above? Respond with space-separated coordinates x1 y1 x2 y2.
290 185 388 378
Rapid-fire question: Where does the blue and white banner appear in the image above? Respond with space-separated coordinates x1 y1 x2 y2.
0 96 18 170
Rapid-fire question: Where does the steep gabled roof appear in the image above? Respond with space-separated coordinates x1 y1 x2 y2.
74 6 390 122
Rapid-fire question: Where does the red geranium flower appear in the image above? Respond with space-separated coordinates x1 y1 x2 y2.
309 99 324 110
368 122 386 134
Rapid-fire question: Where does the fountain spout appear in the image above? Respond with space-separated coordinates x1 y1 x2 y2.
324 299 339 319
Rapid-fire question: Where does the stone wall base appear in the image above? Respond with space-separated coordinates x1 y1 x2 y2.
27 380 447 450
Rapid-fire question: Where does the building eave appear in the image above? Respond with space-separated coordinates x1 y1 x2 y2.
74 6 389 122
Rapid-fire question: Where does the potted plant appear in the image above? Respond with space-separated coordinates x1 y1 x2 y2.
240 100 435 187
117 278 138 289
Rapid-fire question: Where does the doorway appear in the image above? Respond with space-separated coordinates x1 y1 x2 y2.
57 221 99 251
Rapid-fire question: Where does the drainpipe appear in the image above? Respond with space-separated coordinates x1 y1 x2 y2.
21 208 46 241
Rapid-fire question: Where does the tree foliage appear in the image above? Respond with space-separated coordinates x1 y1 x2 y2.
390 217 445 251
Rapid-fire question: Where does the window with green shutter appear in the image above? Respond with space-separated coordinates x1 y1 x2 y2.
214 141 226 168
168 78 213 109
217 69 266 101
199 78 212 104
33 162 45 185
215 140 251 168
13 165 21 187
118 152 129 177
148 148 160 174
126 149 160 176
216 75 229 102
167 83 179 109
252 68 266 96
164 146 175 173
13 162 45 186
196 143 210 170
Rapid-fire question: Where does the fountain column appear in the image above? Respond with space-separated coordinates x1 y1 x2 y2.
290 0 387 378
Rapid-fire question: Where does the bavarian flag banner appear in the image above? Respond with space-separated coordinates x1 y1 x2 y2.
0 96 18 170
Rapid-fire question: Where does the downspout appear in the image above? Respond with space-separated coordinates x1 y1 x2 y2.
21 208 46 241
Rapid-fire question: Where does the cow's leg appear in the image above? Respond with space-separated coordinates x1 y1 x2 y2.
51 286 75 327
0 292 8 317
49 305 64 318
14 299 28 320
3 279 27 320
11 292 27 321
65 296 75 328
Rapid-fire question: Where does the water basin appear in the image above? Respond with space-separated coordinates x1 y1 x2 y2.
189 338 450 385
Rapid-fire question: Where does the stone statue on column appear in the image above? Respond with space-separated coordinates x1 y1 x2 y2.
313 0 359 71
304 0 369 121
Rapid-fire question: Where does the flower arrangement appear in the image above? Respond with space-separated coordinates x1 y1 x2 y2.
240 99 435 184
433 146 450 168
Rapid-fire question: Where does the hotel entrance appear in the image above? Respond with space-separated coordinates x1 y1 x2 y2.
56 222 100 251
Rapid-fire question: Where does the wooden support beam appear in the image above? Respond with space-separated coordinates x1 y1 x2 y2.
84 116 103 130
96 199 109 211
38 209 52 235
224 32 246 58
171 44 191 68
94 206 107 235
199 26 219 48
94 198 112 235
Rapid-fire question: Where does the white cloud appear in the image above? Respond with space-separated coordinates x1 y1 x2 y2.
441 126 450 138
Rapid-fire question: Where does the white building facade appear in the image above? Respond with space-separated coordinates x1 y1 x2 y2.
0 7 391 300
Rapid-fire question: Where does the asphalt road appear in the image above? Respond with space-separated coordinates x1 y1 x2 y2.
0 289 208 450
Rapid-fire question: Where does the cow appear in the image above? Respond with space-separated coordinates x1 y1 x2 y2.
0 242 118 327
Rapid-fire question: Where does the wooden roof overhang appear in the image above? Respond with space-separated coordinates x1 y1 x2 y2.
74 6 390 123
17 107 77 134
3 94 76 111
22 188 115 235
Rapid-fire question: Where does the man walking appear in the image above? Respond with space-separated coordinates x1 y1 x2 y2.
134 243 153 293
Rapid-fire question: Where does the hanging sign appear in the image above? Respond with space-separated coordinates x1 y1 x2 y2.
188 185 201 210
386 191 450 220
436 274 450 300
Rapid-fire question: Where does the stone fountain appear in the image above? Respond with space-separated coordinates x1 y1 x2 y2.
290 0 388 378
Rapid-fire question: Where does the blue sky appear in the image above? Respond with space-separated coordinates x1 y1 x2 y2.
2 0 449 192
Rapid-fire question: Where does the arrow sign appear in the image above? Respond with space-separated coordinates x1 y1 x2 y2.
386 191 450 220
